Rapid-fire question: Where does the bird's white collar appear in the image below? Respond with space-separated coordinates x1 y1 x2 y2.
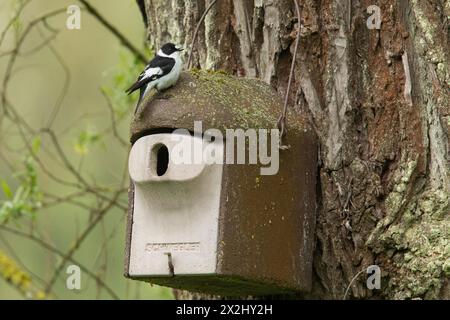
157 49 173 58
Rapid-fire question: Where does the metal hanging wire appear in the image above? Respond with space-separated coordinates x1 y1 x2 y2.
278 0 301 150
187 0 302 150
187 0 219 69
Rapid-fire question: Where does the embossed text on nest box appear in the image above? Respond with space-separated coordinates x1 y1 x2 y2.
145 242 200 252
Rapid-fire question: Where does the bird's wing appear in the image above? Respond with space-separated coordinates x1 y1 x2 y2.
125 56 175 94
125 66 161 94
148 55 176 76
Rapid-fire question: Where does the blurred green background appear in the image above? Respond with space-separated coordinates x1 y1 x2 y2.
0 0 173 299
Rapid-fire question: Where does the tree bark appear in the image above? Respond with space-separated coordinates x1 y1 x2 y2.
140 0 449 299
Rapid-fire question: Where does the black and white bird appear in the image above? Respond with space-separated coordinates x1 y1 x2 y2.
126 42 183 114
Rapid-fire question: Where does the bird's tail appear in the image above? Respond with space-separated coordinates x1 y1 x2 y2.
134 88 144 115
134 82 155 115
126 80 143 95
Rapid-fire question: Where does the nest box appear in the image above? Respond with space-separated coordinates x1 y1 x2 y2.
124 70 317 296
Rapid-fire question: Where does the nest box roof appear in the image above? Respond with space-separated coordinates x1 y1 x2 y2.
130 70 311 143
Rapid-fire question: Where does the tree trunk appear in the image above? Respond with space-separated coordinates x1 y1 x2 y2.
139 0 449 299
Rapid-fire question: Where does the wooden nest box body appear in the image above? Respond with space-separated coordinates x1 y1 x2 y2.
125 70 317 296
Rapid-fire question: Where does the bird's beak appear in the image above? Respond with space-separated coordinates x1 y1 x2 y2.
175 46 184 51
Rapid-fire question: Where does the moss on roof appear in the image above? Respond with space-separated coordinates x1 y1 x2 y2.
131 70 311 142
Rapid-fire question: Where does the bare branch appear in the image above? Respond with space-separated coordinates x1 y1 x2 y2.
43 190 122 295
0 225 120 299
77 0 147 63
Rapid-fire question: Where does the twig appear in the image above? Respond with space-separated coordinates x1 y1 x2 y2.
0 225 119 299
41 128 90 186
40 27 71 130
44 190 122 295
0 234 48 289
41 191 94 211
343 267 366 300
0 3 135 300
11 112 81 188
1 8 67 115
77 0 147 64
101 90 128 148
0 0 31 47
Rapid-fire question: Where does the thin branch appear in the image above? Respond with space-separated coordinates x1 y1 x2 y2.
41 191 93 211
44 190 122 295
38 27 70 130
0 225 119 300
0 93 69 173
0 0 32 48
41 128 89 186
1 8 67 115
77 0 147 64
343 267 367 300
0 3 134 300
14 120 80 188
101 90 128 148
0 233 49 289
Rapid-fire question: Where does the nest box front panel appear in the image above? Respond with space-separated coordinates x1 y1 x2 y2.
128 133 224 277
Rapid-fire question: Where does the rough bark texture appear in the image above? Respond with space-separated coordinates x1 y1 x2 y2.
140 0 449 299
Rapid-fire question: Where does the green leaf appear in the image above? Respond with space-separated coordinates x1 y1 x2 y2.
31 137 41 154
101 48 149 119
74 127 100 155
0 155 41 224
1 181 13 199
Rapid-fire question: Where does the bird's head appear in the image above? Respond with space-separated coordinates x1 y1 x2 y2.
160 42 184 56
